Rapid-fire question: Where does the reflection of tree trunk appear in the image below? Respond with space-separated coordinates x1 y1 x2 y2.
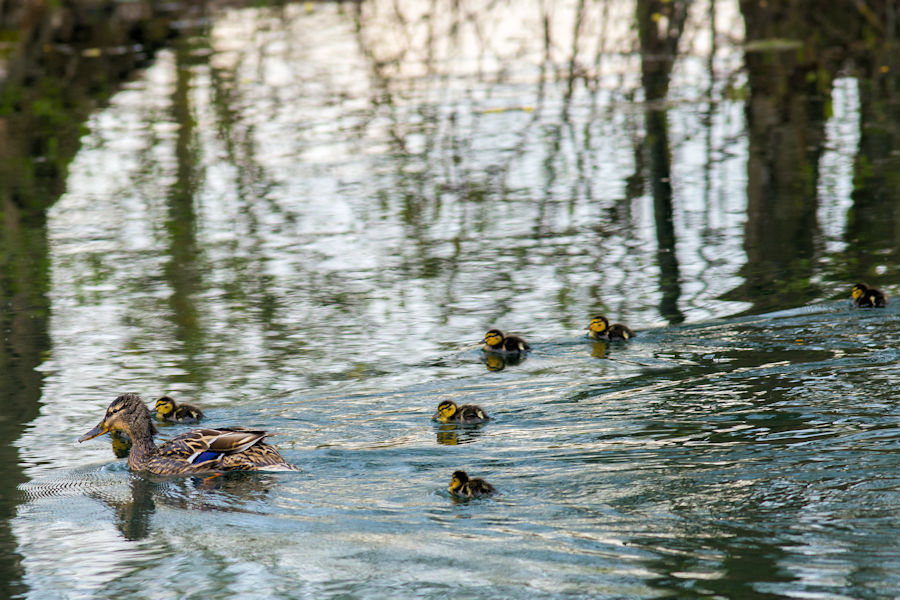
165 40 207 379
646 109 683 324
636 0 688 324
0 196 48 600
733 1 843 311
845 28 900 283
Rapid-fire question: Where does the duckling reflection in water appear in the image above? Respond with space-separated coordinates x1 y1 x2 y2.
483 351 527 371
590 340 608 359
433 400 490 424
482 329 530 356
851 283 887 308
434 423 488 446
110 430 133 458
448 470 496 498
155 395 205 424
586 316 634 341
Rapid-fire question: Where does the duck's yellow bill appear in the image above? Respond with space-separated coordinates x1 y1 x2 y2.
78 423 109 442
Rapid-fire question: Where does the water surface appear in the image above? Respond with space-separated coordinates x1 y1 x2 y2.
3 1 900 598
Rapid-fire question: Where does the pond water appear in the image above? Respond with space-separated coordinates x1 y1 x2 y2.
3 1 900 598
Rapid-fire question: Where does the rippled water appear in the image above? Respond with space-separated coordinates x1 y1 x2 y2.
16 301 900 598
6 1 900 598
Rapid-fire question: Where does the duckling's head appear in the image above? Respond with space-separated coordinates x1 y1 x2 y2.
434 400 459 423
851 283 868 301
449 470 469 493
154 396 177 418
484 329 505 347
587 316 609 335
79 393 156 442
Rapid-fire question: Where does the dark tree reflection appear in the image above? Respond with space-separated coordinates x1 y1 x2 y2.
636 0 688 324
843 8 900 286
732 1 899 310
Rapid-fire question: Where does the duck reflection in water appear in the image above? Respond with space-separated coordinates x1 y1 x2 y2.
92 472 279 540
113 476 157 540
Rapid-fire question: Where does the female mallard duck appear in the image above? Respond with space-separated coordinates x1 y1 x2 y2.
586 316 633 341
155 395 205 423
79 393 298 474
433 400 490 424
448 470 496 498
851 283 887 308
483 329 530 355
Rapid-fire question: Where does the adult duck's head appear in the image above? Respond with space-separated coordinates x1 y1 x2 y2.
79 393 155 442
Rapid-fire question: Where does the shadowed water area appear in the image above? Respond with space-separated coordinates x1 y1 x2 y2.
1 0 899 598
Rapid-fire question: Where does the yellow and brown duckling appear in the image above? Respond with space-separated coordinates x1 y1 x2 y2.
586 316 634 341
79 393 298 475
155 395 205 424
483 329 530 355
448 470 496 498
851 283 887 308
433 400 490 424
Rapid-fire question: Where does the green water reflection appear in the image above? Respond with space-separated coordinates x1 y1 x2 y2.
1 0 899 598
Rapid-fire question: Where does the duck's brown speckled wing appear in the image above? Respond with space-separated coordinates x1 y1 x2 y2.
218 443 299 470
159 428 270 461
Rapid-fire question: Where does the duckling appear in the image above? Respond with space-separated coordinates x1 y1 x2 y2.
587 316 633 341
482 329 530 355
155 396 205 424
851 283 887 308
433 400 490 424
586 316 610 340
607 323 635 341
448 470 496 498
